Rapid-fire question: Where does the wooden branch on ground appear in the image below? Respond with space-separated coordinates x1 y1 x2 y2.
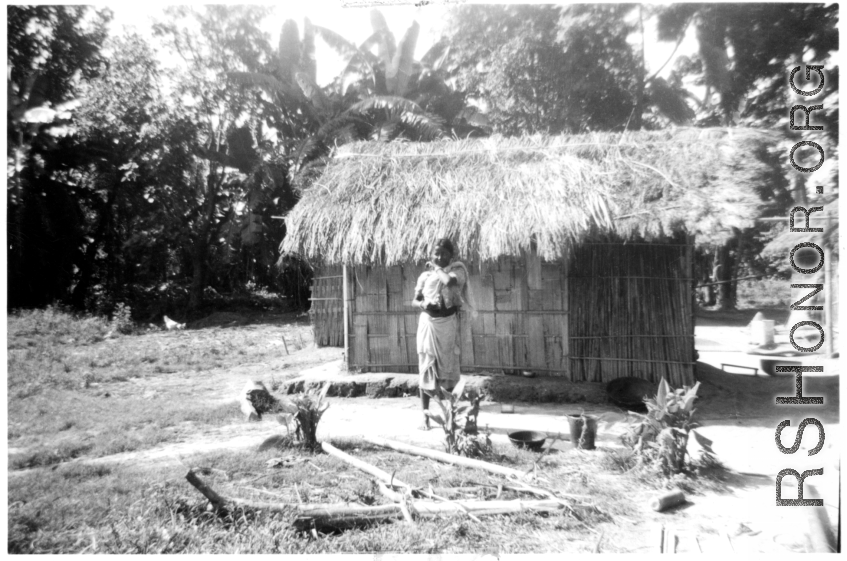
363 480 567 517
326 441 480 521
187 468 403 530
377 481 405 503
363 435 525 479
187 467 570 531
411 499 567 516
292 504 404 532
321 441 413 491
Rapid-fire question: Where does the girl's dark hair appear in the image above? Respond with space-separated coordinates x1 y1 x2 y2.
435 238 455 256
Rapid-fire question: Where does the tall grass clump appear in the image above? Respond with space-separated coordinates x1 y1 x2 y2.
8 305 112 346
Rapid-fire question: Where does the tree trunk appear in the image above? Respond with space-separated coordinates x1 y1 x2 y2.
715 242 736 310
71 184 118 310
188 166 222 311
188 238 209 311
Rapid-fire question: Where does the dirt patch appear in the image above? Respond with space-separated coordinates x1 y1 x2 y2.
694 362 839 425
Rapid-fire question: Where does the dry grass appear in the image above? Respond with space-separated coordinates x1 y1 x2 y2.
9 438 638 554
281 129 779 266
7 307 312 397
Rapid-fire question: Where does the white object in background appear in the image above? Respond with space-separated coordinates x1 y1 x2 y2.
750 319 775 346
163 315 186 330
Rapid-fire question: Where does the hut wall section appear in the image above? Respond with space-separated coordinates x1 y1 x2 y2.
568 241 695 386
346 253 570 376
318 241 694 386
310 265 344 347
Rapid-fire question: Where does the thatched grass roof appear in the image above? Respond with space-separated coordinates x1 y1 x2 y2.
281 128 780 265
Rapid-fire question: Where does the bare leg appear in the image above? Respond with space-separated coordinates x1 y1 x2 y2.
419 388 431 430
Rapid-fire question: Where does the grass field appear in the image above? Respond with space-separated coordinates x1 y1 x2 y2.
6 305 818 553
11 430 714 554
7 306 312 468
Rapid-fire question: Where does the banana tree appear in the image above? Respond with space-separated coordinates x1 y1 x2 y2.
228 11 475 186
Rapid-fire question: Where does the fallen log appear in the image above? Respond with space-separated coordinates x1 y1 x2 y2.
186 468 569 530
292 504 404 532
411 499 566 516
187 468 404 530
321 441 413 491
363 435 524 479
361 481 566 517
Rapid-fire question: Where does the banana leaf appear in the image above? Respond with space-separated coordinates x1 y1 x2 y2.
451 379 467 400
302 18 317 84
370 9 396 69
386 21 419 96
294 71 330 113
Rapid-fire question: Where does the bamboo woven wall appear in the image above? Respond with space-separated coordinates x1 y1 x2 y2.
568 241 695 386
312 241 695 385
344 252 569 375
310 265 344 347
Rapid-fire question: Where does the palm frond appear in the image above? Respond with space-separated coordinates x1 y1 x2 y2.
294 71 330 114
646 78 696 124
400 111 445 141
346 95 425 115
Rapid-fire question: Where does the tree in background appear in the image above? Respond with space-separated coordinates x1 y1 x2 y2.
62 33 172 312
153 5 296 311
657 3 839 308
7 5 112 309
231 9 479 191
442 4 695 135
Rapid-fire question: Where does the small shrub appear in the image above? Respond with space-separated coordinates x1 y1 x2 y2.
620 378 716 476
425 380 492 458
277 383 331 450
111 303 134 334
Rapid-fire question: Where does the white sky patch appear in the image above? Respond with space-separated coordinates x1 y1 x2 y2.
106 1 699 87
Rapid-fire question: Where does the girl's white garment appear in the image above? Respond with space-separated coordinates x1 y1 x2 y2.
417 313 460 391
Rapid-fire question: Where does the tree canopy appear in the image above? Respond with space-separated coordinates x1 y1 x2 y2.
5 3 839 317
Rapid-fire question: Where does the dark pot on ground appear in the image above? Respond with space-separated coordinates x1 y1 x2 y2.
567 415 598 450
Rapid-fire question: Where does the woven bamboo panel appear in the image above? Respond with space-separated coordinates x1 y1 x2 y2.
310 265 343 347
347 253 571 376
567 240 695 386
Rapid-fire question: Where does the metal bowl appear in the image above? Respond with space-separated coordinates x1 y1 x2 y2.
508 430 548 451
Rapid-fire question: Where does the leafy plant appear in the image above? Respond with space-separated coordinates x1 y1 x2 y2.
621 378 715 475
276 383 331 450
424 380 491 457
111 303 134 335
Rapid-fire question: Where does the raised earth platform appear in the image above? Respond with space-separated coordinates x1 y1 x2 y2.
281 360 608 404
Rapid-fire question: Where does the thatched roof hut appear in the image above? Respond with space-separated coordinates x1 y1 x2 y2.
282 129 777 386
283 128 774 265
